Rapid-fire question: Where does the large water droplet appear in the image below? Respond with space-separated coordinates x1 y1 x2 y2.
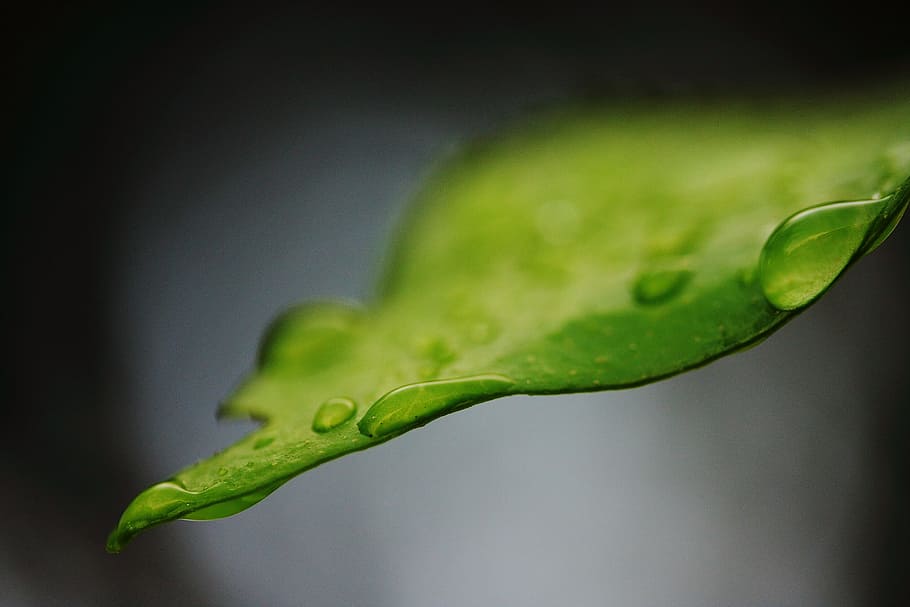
106 481 195 552
358 374 515 439
312 397 357 433
181 480 283 521
106 478 285 552
631 268 692 305
759 196 893 310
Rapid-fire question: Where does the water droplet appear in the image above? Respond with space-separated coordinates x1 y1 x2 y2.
358 374 515 439
412 336 457 379
737 266 756 287
759 194 902 310
253 436 274 450
181 480 284 521
217 467 229 476
312 397 357 433
106 479 283 552
414 336 456 365
631 268 692 305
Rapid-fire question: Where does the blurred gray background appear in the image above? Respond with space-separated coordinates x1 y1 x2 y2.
6 3 910 605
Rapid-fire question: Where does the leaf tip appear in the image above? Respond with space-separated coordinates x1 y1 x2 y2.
105 480 196 553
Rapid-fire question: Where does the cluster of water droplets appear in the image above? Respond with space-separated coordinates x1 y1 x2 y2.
107 174 908 554
631 268 693 305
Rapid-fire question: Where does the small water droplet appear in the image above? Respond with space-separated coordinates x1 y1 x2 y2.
312 397 357 433
758 194 902 310
631 268 692 305
414 336 456 365
217 467 229 476
412 336 457 379
253 436 274 450
737 266 756 287
358 374 515 439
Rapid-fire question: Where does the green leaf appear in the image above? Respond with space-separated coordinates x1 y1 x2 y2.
108 92 910 553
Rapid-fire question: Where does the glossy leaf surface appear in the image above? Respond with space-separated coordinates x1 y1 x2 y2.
108 92 910 552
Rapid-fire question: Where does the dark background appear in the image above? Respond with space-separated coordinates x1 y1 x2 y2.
6 2 910 605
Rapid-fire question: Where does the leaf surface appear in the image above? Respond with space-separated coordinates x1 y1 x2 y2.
108 93 910 552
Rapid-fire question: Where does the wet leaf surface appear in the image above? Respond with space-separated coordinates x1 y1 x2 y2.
109 92 910 552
